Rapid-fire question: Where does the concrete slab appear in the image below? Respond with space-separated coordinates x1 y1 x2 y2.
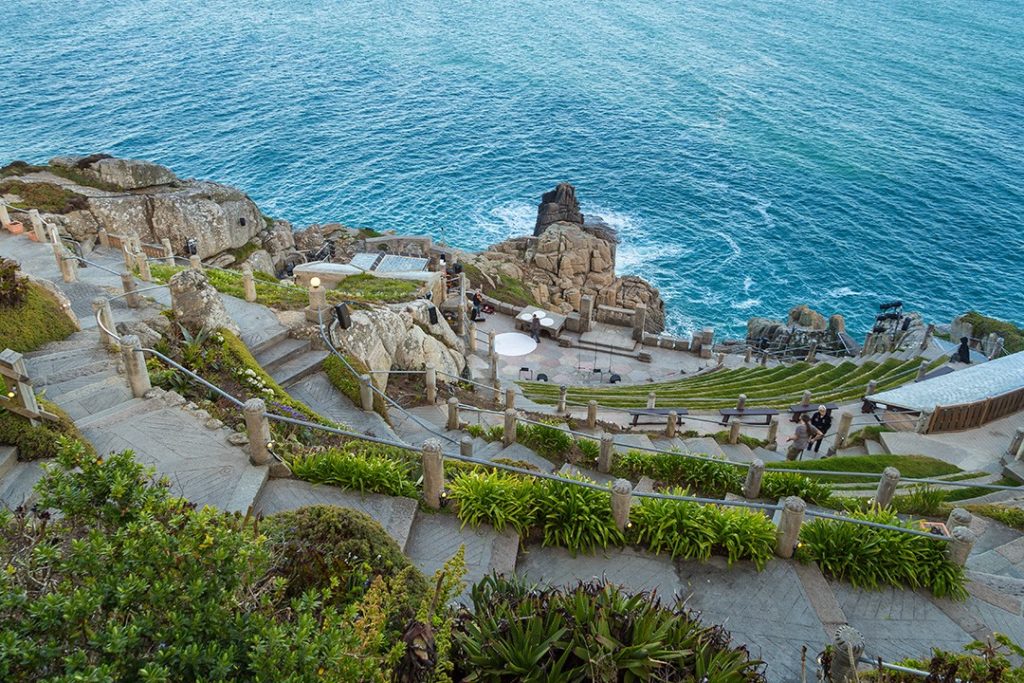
518 545 683 600
880 432 990 470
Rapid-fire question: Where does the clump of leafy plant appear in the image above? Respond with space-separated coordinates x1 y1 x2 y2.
448 470 537 535
516 419 574 459
536 474 624 554
760 471 834 505
451 574 765 682
289 442 420 498
613 450 744 497
856 634 1024 682
798 507 967 599
0 258 27 308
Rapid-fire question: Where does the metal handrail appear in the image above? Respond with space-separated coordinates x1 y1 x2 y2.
857 656 934 679
805 508 951 541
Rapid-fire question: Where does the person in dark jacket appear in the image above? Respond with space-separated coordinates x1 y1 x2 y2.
954 336 971 364
530 314 541 342
470 289 483 321
807 405 832 455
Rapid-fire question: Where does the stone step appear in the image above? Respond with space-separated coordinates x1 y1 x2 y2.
476 440 506 460
270 350 329 388
880 432 985 469
29 358 114 389
836 444 869 457
0 446 17 481
223 465 270 515
52 375 134 421
0 461 45 511
865 439 887 456
23 333 97 357
496 442 554 472
612 432 655 453
38 367 120 401
74 397 163 429
717 442 755 463
247 328 291 356
682 436 727 459
751 446 787 464
255 338 311 374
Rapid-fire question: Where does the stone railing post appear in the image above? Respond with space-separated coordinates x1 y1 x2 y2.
611 479 632 532
97 227 110 249
760 351 768 367
504 388 515 410
743 459 764 499
774 496 805 558
874 467 900 508
990 336 1005 360
666 411 677 438
189 254 203 271
833 412 853 452
646 391 656 409
135 252 152 282
0 200 10 227
161 238 174 266
586 400 598 429
421 439 444 509
801 390 812 407
502 409 517 447
598 432 614 473
920 323 934 351
946 507 972 531
120 272 141 308
766 416 779 450
488 349 498 381
57 245 78 283
632 303 647 341
92 297 118 351
729 419 741 445
243 398 272 465
467 321 477 352
460 435 473 457
1008 427 1024 461
745 347 753 363
121 242 135 271
487 329 496 355
241 264 257 302
916 360 929 381
28 209 43 237
945 526 977 567
736 394 747 411
579 294 595 333
119 334 151 398
828 625 865 683
358 374 374 412
557 385 567 413
865 380 877 397
805 341 817 363
32 215 47 242
457 302 467 335
306 280 327 322
425 366 437 404
446 397 459 431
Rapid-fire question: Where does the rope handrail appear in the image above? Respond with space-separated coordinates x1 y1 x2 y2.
804 508 951 541
72 255 125 277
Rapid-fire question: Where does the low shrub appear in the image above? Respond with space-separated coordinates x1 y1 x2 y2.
760 471 834 505
449 470 537 535
536 474 624 554
0 281 77 353
798 507 967 599
0 180 88 213
631 490 717 562
516 420 574 459
855 633 1024 682
0 399 94 461
323 353 389 420
612 450 744 498
0 257 27 308
452 575 765 683
961 311 1024 354
263 504 428 617
465 422 504 442
574 436 600 464
712 430 766 449
332 273 420 303
893 484 946 517
288 443 419 498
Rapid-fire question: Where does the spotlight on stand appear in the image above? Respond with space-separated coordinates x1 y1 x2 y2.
334 303 351 330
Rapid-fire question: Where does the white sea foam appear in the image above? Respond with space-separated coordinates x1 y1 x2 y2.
731 297 761 310
827 287 861 297
743 276 754 292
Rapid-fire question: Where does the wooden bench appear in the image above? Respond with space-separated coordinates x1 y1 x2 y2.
627 408 689 427
718 407 779 426
787 402 839 421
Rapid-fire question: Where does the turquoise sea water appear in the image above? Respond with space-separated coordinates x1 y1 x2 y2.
3 0 1022 337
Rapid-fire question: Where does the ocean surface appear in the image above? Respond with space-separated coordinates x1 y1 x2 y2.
3 0 1022 338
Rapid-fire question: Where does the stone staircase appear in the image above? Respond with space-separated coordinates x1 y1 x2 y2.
254 335 329 388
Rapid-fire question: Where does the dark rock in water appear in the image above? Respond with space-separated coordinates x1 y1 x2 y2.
534 182 583 236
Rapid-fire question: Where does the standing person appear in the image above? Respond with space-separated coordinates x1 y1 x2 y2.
786 414 821 461
470 289 483 322
807 405 832 456
530 313 541 343
954 337 971 364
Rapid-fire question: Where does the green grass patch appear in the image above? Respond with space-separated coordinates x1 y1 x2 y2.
332 273 420 303
0 399 95 461
0 160 46 178
227 241 261 265
358 228 383 238
0 180 88 214
0 283 78 353
322 353 388 420
964 504 1024 531
767 454 961 483
462 263 538 307
960 311 1024 354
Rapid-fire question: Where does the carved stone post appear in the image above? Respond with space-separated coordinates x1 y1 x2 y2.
774 496 805 558
460 435 473 457
467 321 477 352
135 252 151 282
92 297 118 350
916 360 929 381
97 227 110 249
632 304 647 341
119 334 151 398
828 626 865 683
745 347 753 363
306 280 327 323
990 337 1005 360
598 432 614 473
766 416 779 450
1008 427 1024 461
805 341 817 363
833 412 853 452
874 467 900 508
801 390 812 407
557 385 567 413
611 479 632 532
666 411 677 438
243 398 272 465
646 391 656 409
446 397 459 431
357 375 375 412
504 388 515 410
736 394 747 411
743 459 765 499
866 380 877 397
0 201 10 227
945 526 977 567
502 409 516 447
587 400 598 429
161 238 174 266
425 366 437 404
729 419 741 445
241 264 257 302
28 209 43 238
57 245 78 283
920 323 934 351
120 272 141 308
421 439 444 510
579 294 595 333
487 329 496 355
189 254 203 271
946 507 972 531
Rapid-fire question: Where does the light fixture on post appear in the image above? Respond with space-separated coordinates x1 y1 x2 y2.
309 276 321 290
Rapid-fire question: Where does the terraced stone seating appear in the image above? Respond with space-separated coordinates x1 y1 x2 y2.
520 357 943 410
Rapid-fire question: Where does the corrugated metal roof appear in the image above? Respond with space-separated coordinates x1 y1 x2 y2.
868 352 1024 412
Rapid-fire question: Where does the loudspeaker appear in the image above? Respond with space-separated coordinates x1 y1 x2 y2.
334 303 351 330
428 306 438 325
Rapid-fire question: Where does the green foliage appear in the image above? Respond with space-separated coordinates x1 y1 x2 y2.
575 436 599 462
452 574 764 682
0 281 77 352
708 505 777 569
0 179 88 213
228 240 262 264
263 504 428 617
844 424 893 447
465 422 504 442
859 634 1024 682
712 430 767 449
768 453 961 483
0 439 410 681
449 470 538 535
798 507 967 599
612 450 744 497
893 484 945 516
462 263 538 307
961 311 1024 354
760 472 834 505
0 398 94 461
964 504 1024 531
289 442 420 498
0 257 27 308
630 490 717 562
0 160 45 177
516 420 574 459
333 273 420 303
46 164 125 192
536 475 624 554
322 352 389 420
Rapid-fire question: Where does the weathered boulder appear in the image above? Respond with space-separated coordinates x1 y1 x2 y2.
52 156 178 190
828 314 846 335
788 305 827 330
747 317 786 342
535 182 583 236
244 249 276 277
168 269 240 336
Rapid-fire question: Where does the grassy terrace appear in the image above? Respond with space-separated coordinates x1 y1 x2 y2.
520 357 947 409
